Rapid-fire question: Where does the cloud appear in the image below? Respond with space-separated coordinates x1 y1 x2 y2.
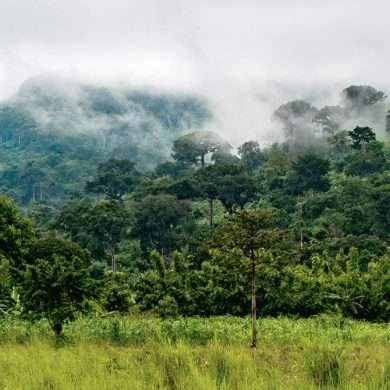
1 0 390 143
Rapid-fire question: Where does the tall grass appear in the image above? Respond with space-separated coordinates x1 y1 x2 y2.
1 315 388 346
0 315 388 389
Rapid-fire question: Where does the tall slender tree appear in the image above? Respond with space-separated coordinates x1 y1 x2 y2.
218 209 281 348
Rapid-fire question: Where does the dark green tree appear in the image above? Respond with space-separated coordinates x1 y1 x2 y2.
211 149 240 165
0 196 35 273
20 238 95 335
85 200 130 272
54 200 99 254
132 194 191 254
238 141 265 173
194 167 220 226
56 200 130 271
85 158 140 200
344 141 387 176
287 153 330 194
348 126 376 150
327 130 350 154
218 209 282 348
371 184 390 237
154 161 189 179
0 258 14 315
101 270 134 313
194 164 257 224
134 250 190 317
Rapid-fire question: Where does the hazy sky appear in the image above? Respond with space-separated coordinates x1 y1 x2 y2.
1 0 389 141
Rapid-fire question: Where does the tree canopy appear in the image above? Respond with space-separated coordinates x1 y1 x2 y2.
20 238 94 334
85 158 140 200
172 131 232 167
0 81 390 332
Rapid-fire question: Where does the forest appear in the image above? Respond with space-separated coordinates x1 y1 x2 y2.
0 80 389 388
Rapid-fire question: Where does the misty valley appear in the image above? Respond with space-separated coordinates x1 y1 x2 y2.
0 77 389 389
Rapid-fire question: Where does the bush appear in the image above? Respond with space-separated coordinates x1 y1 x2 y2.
158 296 179 318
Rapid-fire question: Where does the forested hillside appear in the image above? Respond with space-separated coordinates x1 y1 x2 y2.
0 82 389 333
0 76 210 207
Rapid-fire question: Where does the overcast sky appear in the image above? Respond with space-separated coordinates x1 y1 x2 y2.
1 0 390 141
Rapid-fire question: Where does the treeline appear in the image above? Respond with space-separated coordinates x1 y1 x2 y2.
1 84 390 334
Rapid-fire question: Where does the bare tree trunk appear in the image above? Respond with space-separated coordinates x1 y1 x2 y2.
111 250 116 272
250 253 257 348
209 198 214 227
300 230 303 249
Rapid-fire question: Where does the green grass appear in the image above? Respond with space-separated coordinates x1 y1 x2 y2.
0 315 388 389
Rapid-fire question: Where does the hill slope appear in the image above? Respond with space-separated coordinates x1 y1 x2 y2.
0 76 211 206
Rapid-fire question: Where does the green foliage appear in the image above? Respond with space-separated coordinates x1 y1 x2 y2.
344 140 388 176
100 271 134 313
85 158 140 200
55 199 130 266
287 153 330 194
172 131 232 167
237 140 265 173
195 164 257 214
132 194 191 254
20 238 95 334
0 77 211 206
158 295 180 318
0 258 13 315
217 208 283 256
1 82 390 325
133 246 390 320
194 249 250 315
306 348 344 387
0 196 35 272
348 126 376 150
0 316 388 389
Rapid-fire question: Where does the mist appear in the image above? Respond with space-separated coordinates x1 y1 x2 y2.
1 0 390 144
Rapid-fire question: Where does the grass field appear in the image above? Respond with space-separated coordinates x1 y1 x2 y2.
0 315 389 389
